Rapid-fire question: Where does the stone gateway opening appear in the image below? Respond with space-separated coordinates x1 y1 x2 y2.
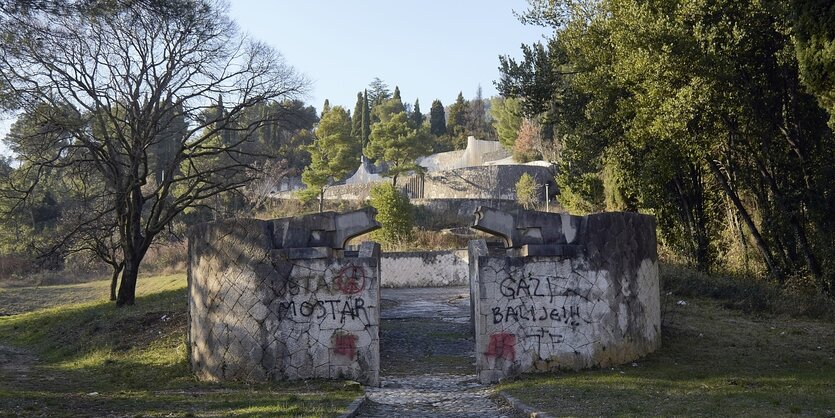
186 205 660 411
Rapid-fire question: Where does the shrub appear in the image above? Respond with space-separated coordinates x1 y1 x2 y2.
369 183 413 244
515 173 539 209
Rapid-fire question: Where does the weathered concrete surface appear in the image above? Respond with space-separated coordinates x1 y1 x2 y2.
380 250 468 287
470 208 660 383
188 210 382 386
473 206 584 249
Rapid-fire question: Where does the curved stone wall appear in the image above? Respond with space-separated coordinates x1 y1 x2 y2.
469 210 660 383
188 215 381 386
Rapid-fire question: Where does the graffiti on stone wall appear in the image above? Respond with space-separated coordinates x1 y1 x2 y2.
271 264 371 324
334 264 366 295
490 274 589 327
333 332 358 359
481 268 602 366
485 333 516 361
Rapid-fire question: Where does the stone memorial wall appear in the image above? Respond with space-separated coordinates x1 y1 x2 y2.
469 208 660 383
188 209 381 386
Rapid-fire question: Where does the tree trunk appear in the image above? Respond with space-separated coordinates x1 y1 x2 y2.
116 183 149 307
754 158 822 281
109 262 124 301
706 157 782 281
116 260 138 306
318 187 324 213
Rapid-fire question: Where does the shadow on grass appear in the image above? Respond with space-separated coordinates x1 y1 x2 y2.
0 287 362 417
500 297 835 416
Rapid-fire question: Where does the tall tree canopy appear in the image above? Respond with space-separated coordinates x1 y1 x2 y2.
365 112 430 186
300 106 358 212
0 0 307 305
429 99 447 137
501 0 835 294
410 98 424 128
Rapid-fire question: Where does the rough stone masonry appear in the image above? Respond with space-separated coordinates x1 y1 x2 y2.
188 208 382 386
470 207 661 384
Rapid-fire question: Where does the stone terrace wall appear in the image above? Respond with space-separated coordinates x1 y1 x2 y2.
188 218 380 386
381 250 469 287
419 165 554 200
319 165 555 201
469 211 660 383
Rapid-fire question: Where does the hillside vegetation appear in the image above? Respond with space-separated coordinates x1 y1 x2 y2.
0 274 361 417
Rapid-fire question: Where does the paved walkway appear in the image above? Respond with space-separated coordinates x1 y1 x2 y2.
357 287 518 417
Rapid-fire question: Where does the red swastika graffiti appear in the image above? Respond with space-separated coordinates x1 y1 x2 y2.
334 264 366 295
334 333 357 358
486 333 516 361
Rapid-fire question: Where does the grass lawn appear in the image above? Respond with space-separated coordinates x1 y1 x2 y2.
0 274 362 417
498 295 835 416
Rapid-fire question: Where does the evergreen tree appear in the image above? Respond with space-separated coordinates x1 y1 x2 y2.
367 77 391 108
429 99 446 136
361 89 371 148
365 112 431 186
411 98 424 128
515 172 539 209
370 183 414 244
446 92 468 148
352 92 363 139
321 99 330 117
300 106 359 212
491 96 523 150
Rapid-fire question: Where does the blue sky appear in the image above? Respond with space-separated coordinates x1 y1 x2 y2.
0 1 550 155
227 0 552 112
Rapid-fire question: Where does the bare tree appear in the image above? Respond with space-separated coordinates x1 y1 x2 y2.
245 158 294 212
0 0 307 305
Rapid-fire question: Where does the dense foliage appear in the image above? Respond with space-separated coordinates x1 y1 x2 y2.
369 183 414 244
500 0 835 295
0 0 307 304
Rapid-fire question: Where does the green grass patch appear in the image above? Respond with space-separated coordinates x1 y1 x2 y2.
0 274 362 417
499 296 835 416
0 273 184 316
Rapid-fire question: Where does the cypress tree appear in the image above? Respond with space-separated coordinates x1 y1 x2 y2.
429 99 446 137
411 98 424 128
361 89 371 148
352 92 363 139
321 99 330 117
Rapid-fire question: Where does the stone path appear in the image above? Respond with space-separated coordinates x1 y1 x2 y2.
356 287 519 417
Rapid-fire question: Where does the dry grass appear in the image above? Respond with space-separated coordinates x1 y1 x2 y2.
0 274 362 417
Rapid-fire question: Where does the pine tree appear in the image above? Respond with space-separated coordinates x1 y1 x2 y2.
300 106 360 212
429 99 446 136
411 98 424 128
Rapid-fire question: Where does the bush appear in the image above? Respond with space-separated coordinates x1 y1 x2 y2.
369 183 413 244
515 173 538 209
